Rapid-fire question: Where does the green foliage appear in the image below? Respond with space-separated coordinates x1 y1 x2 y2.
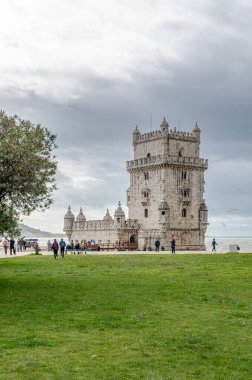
0 204 20 237
0 110 57 236
0 254 251 379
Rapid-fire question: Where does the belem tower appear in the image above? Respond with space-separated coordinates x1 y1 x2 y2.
64 118 208 250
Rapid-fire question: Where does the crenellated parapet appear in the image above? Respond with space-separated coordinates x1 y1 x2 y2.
127 154 208 171
133 119 200 145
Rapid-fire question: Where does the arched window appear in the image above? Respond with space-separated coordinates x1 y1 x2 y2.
144 209 148 218
144 172 149 180
147 153 151 158
182 171 187 180
182 208 187 218
179 148 184 157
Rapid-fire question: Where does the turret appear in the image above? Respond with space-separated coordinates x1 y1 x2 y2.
114 201 126 227
160 117 169 156
76 207 86 228
160 117 169 136
199 201 208 225
133 125 140 147
193 122 201 141
63 206 75 240
103 209 113 225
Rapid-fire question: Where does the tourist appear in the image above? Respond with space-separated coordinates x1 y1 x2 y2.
2 237 8 255
171 239 176 254
9 238 16 255
52 239 59 259
155 240 160 252
59 238 66 258
211 238 217 252
75 242 80 250
47 240 52 251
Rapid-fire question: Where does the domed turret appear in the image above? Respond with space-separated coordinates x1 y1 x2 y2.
114 201 125 227
133 125 140 146
64 206 75 239
160 117 169 134
64 206 74 227
76 207 86 222
76 207 86 229
103 209 113 221
193 122 201 141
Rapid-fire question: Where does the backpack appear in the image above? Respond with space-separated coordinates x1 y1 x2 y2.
3 240 8 247
60 240 65 248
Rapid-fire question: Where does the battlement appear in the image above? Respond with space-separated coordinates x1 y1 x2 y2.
72 219 119 230
169 128 195 141
126 154 208 170
135 128 196 144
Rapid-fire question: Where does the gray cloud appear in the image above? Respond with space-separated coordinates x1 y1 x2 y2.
1 0 252 235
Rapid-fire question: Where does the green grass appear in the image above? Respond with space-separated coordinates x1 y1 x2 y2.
0 254 252 380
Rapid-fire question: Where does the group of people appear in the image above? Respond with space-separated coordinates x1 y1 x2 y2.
2 236 220 257
143 239 176 253
47 238 66 259
2 237 17 255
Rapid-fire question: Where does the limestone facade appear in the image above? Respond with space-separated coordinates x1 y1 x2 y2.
64 118 208 250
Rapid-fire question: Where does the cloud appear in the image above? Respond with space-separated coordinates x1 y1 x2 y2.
1 0 252 235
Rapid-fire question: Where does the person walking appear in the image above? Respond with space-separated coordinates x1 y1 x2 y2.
155 240 160 252
47 240 52 251
9 238 16 255
59 238 66 258
211 238 217 252
2 237 8 255
171 239 176 254
52 239 59 259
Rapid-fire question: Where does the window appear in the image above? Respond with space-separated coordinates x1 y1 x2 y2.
162 211 165 215
144 172 149 180
147 153 151 157
181 189 189 197
127 195 130 201
144 209 148 217
182 171 187 180
182 208 187 217
179 148 184 157
144 191 149 198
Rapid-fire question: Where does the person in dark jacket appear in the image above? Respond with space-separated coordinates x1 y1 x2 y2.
52 239 59 259
9 238 16 255
171 239 176 254
155 240 160 252
59 239 66 258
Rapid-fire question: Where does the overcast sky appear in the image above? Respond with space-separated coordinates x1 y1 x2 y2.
1 0 252 236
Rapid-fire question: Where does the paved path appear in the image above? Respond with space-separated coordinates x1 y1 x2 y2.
0 249 229 259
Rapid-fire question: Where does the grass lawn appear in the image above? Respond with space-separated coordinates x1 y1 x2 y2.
0 254 252 380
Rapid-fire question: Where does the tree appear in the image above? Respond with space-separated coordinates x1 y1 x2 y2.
0 110 57 237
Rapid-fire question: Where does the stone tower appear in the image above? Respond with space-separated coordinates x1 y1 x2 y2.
126 118 208 250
